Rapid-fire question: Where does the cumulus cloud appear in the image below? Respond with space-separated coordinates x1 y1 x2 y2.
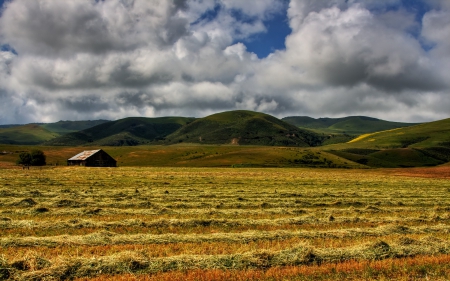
285 5 444 91
0 0 449 124
1 0 190 56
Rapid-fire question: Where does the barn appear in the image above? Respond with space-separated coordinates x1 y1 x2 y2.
67 149 117 167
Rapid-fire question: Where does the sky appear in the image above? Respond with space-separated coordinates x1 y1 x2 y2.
0 0 450 125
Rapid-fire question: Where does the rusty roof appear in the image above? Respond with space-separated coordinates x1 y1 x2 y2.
68 150 101 161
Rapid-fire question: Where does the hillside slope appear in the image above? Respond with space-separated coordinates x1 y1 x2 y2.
165 110 324 147
345 118 450 148
45 117 195 146
326 118 450 167
283 116 417 135
0 124 60 145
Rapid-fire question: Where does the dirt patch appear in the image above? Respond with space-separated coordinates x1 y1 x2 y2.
231 138 240 145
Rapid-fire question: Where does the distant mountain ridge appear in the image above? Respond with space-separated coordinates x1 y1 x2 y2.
0 120 110 145
41 120 110 134
0 113 439 150
282 116 418 135
0 124 27 129
45 111 324 147
44 117 195 146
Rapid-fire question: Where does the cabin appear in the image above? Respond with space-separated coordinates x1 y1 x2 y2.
67 149 116 167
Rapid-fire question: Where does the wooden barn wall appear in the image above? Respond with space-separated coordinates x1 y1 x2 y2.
85 151 116 167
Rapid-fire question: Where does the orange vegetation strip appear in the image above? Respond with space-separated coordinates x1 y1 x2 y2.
76 255 450 281
388 166 450 179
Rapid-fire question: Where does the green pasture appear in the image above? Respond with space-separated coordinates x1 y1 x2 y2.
0 144 362 168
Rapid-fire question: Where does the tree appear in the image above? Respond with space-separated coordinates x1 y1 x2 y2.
17 152 32 166
16 150 46 166
30 150 46 166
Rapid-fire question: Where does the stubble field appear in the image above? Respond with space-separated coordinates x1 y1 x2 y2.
1 166 450 280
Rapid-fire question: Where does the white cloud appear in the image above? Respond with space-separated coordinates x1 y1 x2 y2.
0 0 449 124
0 0 190 57
422 9 450 55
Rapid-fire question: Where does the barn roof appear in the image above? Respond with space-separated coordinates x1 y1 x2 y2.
68 150 101 161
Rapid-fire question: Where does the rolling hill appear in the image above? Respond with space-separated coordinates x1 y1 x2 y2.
164 110 324 147
346 118 450 148
326 118 450 167
41 120 110 134
282 116 417 135
44 117 195 146
0 124 60 145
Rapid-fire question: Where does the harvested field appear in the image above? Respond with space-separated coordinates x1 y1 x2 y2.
0 166 450 280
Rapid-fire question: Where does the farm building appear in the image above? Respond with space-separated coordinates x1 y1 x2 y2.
67 149 116 167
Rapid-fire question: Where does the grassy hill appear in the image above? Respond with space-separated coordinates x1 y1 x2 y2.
282 116 417 135
165 110 324 147
345 118 450 148
41 120 110 134
45 117 195 146
0 124 60 145
325 118 450 167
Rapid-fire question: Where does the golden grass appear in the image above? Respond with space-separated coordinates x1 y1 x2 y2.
1 166 450 280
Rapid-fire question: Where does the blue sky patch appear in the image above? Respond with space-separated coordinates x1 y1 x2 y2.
1 44 17 55
242 10 291 58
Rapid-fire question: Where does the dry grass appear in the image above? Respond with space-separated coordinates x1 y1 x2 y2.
75 255 450 281
1 166 450 280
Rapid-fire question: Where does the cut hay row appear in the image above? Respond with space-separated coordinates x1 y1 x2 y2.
2 224 450 248
3 239 450 280
2 214 449 232
1 167 450 280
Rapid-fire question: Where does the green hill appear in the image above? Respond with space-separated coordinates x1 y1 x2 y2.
326 118 450 167
341 118 450 148
41 120 110 134
0 124 60 145
282 116 417 135
165 110 324 147
45 117 195 146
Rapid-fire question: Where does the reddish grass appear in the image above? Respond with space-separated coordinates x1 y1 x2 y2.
0 161 19 169
387 166 450 179
75 255 450 281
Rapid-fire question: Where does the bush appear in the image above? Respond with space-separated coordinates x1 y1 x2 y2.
16 150 46 166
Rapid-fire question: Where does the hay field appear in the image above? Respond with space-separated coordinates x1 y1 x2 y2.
1 166 450 280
